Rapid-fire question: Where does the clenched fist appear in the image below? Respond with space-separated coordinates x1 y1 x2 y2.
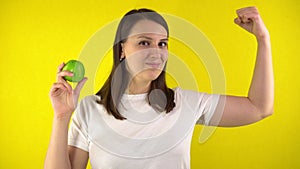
234 6 269 40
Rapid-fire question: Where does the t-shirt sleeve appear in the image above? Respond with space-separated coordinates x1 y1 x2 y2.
178 88 220 126
68 98 90 152
196 93 220 125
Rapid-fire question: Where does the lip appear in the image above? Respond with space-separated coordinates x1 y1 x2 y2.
145 62 161 69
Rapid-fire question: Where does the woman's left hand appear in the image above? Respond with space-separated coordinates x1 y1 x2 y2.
234 6 269 40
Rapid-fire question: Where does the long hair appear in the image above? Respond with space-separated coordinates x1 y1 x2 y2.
96 8 175 120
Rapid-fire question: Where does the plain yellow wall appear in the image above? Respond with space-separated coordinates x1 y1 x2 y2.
0 0 299 168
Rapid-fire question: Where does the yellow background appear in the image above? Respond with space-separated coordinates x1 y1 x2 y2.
0 0 299 168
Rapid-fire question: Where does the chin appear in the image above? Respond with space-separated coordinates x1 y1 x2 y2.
142 69 162 81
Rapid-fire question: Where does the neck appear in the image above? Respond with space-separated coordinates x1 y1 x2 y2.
128 78 151 94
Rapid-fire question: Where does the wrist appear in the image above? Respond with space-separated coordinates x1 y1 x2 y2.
53 113 72 122
255 31 270 42
256 36 271 48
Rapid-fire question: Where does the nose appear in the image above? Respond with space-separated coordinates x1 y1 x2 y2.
148 47 162 59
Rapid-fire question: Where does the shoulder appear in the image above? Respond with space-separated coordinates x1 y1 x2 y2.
172 87 207 98
172 87 219 107
80 95 100 104
74 95 102 121
77 95 101 109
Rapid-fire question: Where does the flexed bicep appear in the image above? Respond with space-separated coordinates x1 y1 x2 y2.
209 95 268 127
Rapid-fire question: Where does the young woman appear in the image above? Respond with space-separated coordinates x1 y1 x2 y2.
45 6 274 169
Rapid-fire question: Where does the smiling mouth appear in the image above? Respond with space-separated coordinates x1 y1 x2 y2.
145 63 161 69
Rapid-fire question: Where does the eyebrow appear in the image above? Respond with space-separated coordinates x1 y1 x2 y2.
137 35 168 41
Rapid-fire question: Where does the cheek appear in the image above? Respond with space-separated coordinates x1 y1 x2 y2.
163 51 168 60
161 51 168 66
125 52 146 74
125 49 169 74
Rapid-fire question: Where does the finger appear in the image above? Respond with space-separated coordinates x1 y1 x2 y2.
50 83 67 91
56 62 71 83
64 81 73 93
234 17 242 25
236 6 257 15
57 62 65 73
50 83 68 97
53 75 73 93
241 13 261 24
241 15 252 23
55 67 74 93
73 77 88 95
236 7 259 22
56 70 73 82
53 82 72 93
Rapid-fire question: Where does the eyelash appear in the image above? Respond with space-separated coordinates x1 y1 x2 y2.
159 42 168 47
139 41 150 46
138 41 168 48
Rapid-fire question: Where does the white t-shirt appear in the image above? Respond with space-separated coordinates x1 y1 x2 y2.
68 87 219 169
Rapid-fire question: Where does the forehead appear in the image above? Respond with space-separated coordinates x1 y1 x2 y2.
128 20 168 38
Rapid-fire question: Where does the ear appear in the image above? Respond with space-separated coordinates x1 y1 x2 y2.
120 43 125 58
120 43 126 61
121 43 125 51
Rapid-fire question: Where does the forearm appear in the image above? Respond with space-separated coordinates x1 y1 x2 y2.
44 116 72 169
248 35 274 117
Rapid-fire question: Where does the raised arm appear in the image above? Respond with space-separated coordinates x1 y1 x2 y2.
44 63 88 169
210 7 274 127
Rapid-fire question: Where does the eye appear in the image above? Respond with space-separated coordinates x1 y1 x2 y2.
158 42 168 48
139 41 150 46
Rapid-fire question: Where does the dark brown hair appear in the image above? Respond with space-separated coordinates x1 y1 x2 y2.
96 8 175 120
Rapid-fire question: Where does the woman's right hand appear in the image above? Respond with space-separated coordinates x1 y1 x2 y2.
49 63 88 120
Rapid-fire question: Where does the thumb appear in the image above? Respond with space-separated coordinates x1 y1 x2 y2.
74 77 88 95
234 17 242 26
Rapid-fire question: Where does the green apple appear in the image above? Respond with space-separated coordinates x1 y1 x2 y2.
62 60 85 82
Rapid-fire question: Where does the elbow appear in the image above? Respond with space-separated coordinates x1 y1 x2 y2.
259 105 274 119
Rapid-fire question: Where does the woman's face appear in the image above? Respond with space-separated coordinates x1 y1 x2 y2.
121 20 168 83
